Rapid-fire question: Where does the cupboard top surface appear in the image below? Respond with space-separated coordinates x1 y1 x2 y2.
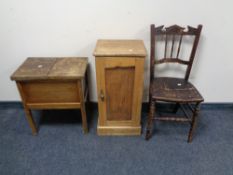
93 40 147 57
11 57 88 81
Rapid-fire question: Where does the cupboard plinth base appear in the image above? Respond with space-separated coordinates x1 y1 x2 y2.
97 119 141 136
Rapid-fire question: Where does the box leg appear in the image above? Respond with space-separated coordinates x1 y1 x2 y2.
80 103 88 134
78 80 88 134
16 82 37 135
24 108 38 135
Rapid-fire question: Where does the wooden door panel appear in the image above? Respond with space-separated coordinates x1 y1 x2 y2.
105 67 135 121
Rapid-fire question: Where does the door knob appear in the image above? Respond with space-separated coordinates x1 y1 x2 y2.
99 90 104 101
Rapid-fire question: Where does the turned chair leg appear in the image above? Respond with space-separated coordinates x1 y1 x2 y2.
145 100 156 140
188 102 201 142
173 103 180 113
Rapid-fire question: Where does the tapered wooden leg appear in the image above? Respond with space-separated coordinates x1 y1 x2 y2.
188 102 200 142
145 100 155 140
16 82 37 135
80 103 88 134
85 68 90 104
24 108 38 135
78 80 88 134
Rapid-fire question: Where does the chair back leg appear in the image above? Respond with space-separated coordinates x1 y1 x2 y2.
188 102 201 142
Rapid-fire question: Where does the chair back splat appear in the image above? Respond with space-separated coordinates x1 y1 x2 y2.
150 24 202 81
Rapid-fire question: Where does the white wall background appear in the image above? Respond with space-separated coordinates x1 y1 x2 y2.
0 0 233 102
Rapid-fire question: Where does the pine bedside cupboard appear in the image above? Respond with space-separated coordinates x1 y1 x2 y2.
94 40 147 135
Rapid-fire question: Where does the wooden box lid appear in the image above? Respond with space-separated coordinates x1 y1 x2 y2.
11 57 88 81
93 40 147 57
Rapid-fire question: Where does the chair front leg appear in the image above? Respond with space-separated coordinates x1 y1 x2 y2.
188 102 201 142
145 99 156 140
173 102 180 113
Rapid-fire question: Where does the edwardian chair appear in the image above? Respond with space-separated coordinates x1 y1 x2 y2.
145 24 204 142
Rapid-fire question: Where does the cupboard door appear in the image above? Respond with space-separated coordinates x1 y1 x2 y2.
96 57 144 127
105 66 135 121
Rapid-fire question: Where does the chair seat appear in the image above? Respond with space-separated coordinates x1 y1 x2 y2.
151 77 204 103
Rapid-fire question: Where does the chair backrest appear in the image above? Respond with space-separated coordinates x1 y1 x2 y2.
150 24 202 81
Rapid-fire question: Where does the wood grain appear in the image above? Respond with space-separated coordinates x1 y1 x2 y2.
27 102 81 109
94 40 146 135
97 125 141 136
11 57 89 135
11 58 56 81
94 40 147 57
105 67 135 121
21 81 80 103
49 57 87 79
11 57 88 81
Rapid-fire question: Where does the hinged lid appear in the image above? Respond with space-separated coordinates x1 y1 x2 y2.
11 57 88 81
93 40 147 57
